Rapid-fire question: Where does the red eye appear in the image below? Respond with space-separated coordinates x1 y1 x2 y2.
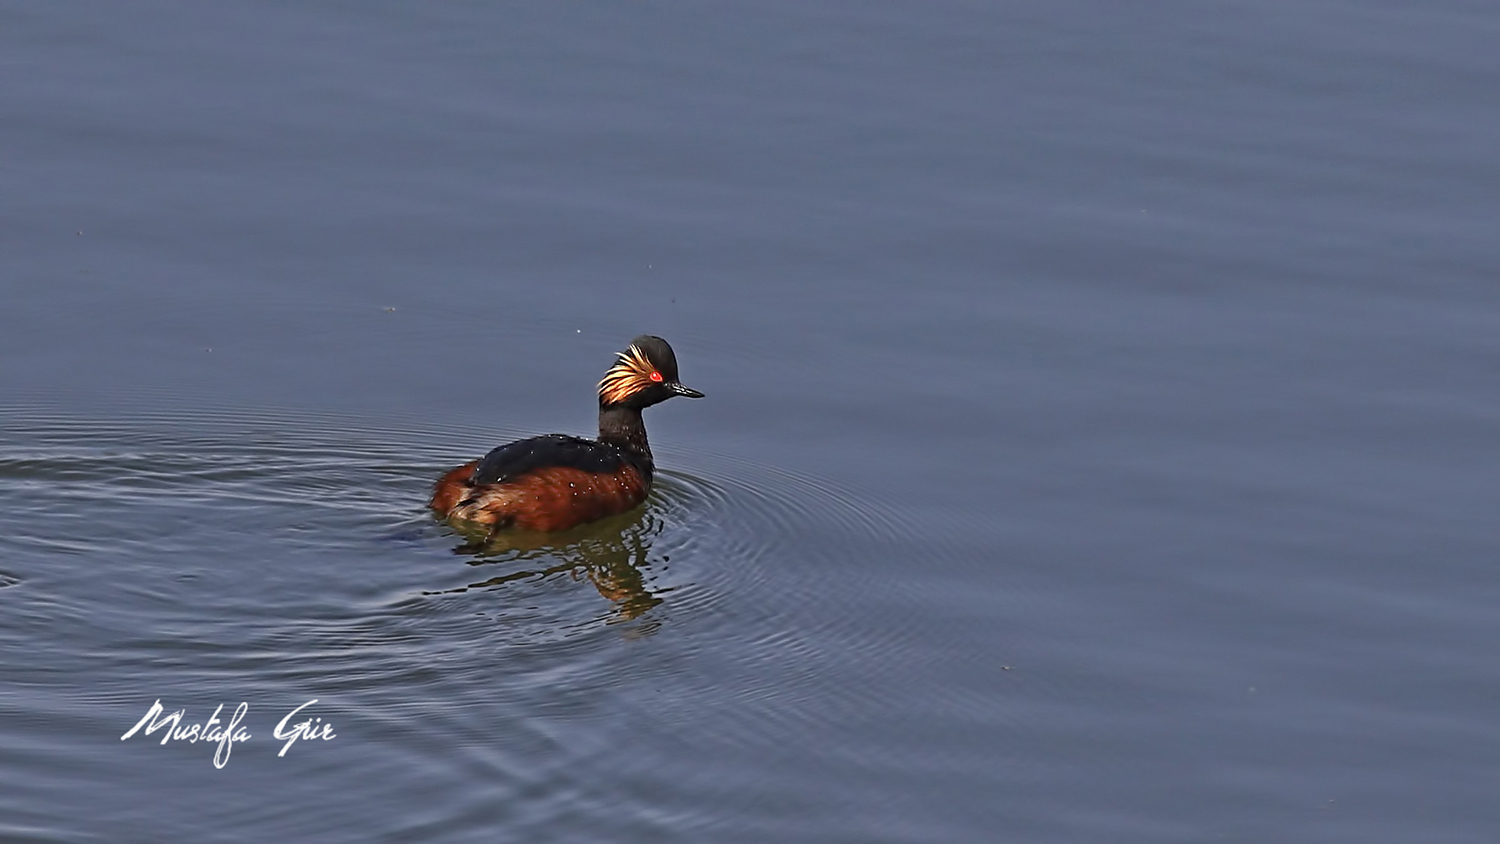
649 371 663 383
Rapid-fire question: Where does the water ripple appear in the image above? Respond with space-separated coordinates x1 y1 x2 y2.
0 403 920 840
0 402 909 642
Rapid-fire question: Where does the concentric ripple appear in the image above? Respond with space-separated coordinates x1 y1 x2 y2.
0 403 923 841
0 404 907 632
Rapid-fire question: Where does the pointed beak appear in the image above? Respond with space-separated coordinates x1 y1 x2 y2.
668 382 705 399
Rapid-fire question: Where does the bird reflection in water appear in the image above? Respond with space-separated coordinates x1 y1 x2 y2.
433 511 666 625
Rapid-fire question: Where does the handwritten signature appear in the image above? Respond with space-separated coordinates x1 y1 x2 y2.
121 699 335 768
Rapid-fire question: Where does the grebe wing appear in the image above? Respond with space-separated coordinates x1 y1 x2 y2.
470 434 626 486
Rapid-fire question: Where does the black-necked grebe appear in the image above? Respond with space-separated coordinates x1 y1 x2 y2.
430 335 703 533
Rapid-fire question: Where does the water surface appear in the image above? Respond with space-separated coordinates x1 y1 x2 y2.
3 2 1498 841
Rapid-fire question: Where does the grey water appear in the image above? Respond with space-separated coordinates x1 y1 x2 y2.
3 2 1498 841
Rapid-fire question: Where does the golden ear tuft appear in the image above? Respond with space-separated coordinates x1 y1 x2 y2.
598 344 657 405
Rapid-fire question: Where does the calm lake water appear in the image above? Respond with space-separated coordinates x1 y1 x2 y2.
3 2 1498 841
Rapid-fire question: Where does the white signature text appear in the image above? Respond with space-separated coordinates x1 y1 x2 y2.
121 699 335 768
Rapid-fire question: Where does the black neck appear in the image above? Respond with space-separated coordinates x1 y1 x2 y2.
598 404 653 476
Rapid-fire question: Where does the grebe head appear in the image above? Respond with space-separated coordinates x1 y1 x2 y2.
598 335 704 409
